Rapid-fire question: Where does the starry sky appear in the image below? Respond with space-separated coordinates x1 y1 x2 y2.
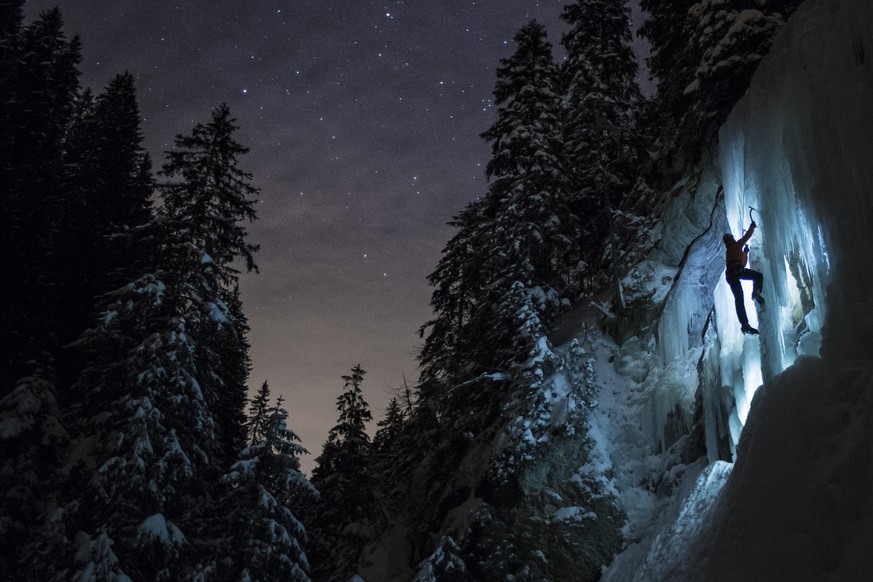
24 0 647 473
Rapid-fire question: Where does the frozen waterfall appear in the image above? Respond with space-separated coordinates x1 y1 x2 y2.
605 0 873 579
714 0 873 451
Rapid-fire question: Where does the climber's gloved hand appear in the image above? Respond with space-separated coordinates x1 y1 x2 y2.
743 244 749 253
750 220 757 229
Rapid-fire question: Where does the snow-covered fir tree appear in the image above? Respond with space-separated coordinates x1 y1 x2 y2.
0 371 70 575
638 0 699 122
58 224 229 580
160 102 259 275
210 285 254 465
371 396 406 458
64 72 154 294
246 380 273 446
57 72 155 391
306 365 378 582
684 0 799 136
369 396 410 512
478 20 577 314
419 21 575 425
211 391 315 582
160 103 260 468
639 0 802 162
561 0 645 281
418 199 487 396
412 536 471 581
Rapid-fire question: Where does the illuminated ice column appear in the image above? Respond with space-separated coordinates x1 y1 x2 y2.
714 125 768 451
714 274 761 454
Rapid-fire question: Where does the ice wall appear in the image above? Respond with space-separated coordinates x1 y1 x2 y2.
644 161 731 451
715 0 873 446
604 2 873 578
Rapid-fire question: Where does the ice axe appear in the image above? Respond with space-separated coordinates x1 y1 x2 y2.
743 206 761 253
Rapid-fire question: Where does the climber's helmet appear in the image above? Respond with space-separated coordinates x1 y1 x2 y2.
722 233 734 245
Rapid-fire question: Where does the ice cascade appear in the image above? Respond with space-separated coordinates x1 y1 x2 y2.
714 0 873 450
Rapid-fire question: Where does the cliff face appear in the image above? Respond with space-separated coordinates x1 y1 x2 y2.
608 0 873 578
364 0 873 578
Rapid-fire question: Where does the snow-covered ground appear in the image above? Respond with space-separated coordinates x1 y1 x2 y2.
560 327 721 582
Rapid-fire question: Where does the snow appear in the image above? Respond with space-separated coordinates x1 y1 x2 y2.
205 300 230 323
635 461 732 580
0 375 57 439
137 513 187 546
621 260 677 305
412 536 467 581
72 530 133 582
551 506 596 523
556 330 661 560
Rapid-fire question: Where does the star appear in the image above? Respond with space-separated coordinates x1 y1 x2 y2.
21 0 639 477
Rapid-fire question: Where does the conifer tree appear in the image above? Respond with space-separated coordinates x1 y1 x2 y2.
0 372 69 575
561 0 645 279
684 0 795 137
62 224 228 580
307 365 377 582
478 21 576 309
160 103 260 468
640 0 801 161
160 103 260 276
372 397 405 457
57 72 155 389
0 1 26 135
55 104 261 579
247 380 273 446
638 0 699 121
215 393 315 582
0 0 24 38
211 285 253 463
70 72 154 288
428 20 573 401
419 21 575 414
370 396 413 513
418 200 486 395
0 7 82 395
412 536 471 581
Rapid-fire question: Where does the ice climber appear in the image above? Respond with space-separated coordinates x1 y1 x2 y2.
723 220 765 335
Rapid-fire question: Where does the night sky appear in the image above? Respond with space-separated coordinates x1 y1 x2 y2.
24 0 647 473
